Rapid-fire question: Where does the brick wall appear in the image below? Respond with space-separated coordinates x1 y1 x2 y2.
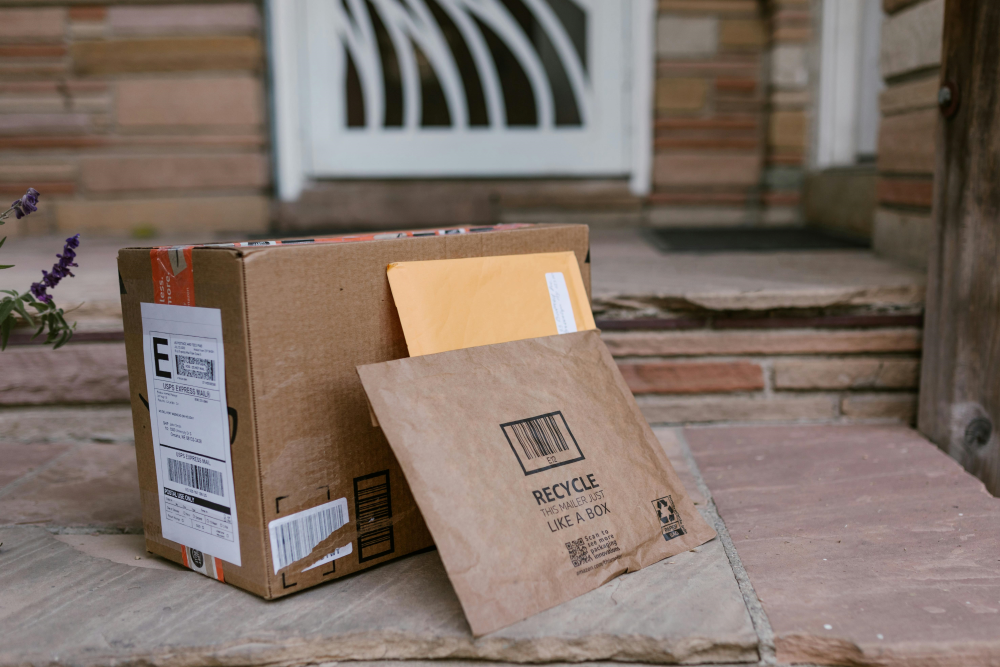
763 0 812 224
0 3 271 238
651 0 811 228
0 2 829 236
3 325 922 426
651 0 767 226
873 0 943 268
607 326 921 425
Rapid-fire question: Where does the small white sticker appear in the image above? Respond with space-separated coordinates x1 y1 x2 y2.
303 542 354 572
268 497 350 574
141 303 241 566
545 272 578 335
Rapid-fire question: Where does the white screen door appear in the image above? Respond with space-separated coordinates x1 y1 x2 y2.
269 0 653 198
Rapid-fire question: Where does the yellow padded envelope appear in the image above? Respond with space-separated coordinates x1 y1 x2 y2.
387 251 595 357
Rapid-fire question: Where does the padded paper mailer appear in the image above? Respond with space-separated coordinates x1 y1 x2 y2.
386 251 595 356
357 331 716 635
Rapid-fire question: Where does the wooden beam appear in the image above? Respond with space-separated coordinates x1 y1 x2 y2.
919 0 1000 494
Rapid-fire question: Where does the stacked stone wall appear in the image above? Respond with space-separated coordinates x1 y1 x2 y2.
874 0 943 268
651 0 812 228
0 3 271 238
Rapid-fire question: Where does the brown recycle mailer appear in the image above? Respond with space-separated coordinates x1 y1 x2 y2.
117 223 590 598
358 330 716 635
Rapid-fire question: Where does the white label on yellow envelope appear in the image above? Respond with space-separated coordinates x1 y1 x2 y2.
545 272 577 334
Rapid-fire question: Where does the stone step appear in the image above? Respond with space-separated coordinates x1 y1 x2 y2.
686 424 1000 666
0 431 758 667
5 411 1000 665
0 525 758 666
2 231 927 424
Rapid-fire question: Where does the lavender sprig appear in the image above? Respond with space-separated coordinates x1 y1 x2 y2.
0 189 78 350
1 187 39 226
30 234 80 304
10 188 39 219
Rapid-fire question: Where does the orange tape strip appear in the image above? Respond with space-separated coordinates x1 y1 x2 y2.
150 246 194 306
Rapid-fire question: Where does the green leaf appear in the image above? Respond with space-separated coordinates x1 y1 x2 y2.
54 329 72 349
0 298 14 323
0 236 6 250
1 316 11 351
12 298 34 326
0 266 14 270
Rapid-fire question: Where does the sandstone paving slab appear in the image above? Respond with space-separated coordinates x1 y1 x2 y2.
0 441 72 488
590 229 925 313
0 405 135 444
0 523 758 667
284 662 753 667
686 424 1000 667
0 442 141 532
0 427 757 666
53 533 185 572
653 426 706 506
0 342 129 405
4 232 926 332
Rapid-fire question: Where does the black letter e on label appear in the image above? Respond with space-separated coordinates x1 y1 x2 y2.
153 337 172 379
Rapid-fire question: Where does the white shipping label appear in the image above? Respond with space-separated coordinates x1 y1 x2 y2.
303 542 354 572
141 302 241 566
268 497 350 574
545 272 578 335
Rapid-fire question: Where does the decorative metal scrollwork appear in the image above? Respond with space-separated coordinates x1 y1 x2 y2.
331 0 590 130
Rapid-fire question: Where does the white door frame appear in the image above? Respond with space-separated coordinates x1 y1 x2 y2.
267 0 654 201
815 0 884 168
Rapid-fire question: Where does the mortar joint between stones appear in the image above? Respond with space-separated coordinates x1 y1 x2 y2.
675 428 777 666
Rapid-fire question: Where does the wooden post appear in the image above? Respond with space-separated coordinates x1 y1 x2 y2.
919 0 1000 495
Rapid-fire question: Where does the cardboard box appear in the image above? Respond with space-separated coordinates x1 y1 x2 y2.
118 223 590 598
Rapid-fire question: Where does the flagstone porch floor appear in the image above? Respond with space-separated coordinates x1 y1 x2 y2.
1 416 998 667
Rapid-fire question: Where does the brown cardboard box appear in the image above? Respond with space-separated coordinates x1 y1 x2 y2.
118 224 590 598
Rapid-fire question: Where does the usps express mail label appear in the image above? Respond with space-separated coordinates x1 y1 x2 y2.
141 302 241 566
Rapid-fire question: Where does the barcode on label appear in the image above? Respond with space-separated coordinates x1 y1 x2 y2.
269 498 349 573
354 470 395 563
501 410 585 476
508 413 570 460
167 458 224 496
175 354 214 381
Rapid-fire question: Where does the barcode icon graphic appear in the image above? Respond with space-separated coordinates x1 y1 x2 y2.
167 458 224 496
270 500 349 572
508 413 570 460
354 470 395 563
175 354 214 381
501 411 585 476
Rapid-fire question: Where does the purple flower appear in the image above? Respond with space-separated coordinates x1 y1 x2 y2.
30 234 80 305
21 188 38 210
10 188 39 219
